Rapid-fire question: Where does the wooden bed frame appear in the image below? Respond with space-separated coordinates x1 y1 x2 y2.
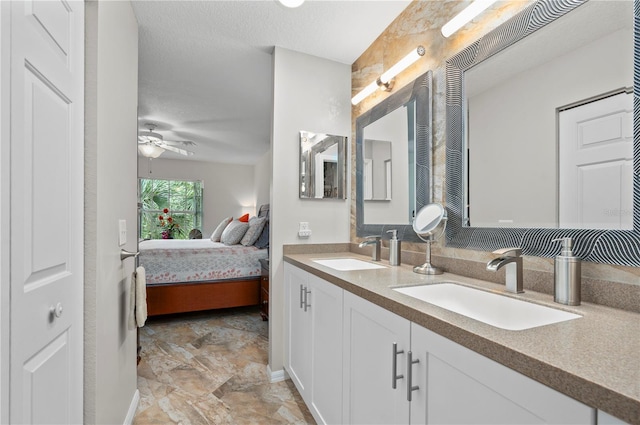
146 277 261 316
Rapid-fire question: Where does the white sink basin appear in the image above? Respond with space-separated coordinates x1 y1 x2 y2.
393 283 580 331
312 258 386 271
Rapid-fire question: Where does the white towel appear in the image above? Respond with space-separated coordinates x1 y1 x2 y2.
135 266 148 327
128 266 148 330
128 272 137 330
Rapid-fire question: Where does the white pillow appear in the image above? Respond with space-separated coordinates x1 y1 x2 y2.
241 217 267 246
221 221 250 245
210 216 232 242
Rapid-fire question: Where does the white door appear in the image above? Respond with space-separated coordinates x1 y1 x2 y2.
8 1 84 423
559 92 633 229
342 291 410 425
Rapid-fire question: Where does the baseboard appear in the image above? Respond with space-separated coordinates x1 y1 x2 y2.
267 365 288 383
123 389 140 425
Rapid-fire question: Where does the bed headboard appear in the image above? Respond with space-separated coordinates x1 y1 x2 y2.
258 204 270 219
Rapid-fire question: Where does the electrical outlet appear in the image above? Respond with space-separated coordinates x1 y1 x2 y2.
298 222 311 238
118 220 127 246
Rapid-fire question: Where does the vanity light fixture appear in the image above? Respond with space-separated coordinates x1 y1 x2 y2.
441 0 498 38
277 0 304 8
351 45 425 105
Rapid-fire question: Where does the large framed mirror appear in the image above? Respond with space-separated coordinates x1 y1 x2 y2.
357 70 433 243
445 0 640 266
299 131 347 199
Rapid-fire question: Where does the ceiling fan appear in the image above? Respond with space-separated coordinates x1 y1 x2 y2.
137 123 195 158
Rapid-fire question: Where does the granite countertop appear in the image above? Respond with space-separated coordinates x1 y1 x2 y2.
284 252 640 424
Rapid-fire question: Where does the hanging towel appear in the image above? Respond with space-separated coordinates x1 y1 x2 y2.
128 271 137 330
128 266 148 330
135 266 148 327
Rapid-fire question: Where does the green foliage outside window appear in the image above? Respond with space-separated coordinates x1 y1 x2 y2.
139 179 203 239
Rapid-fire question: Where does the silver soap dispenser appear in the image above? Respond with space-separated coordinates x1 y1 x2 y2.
387 229 401 266
552 237 581 306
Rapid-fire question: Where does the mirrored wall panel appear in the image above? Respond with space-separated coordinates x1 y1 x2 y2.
299 131 347 199
356 70 432 242
445 0 640 266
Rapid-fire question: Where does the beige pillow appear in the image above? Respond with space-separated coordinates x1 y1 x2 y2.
210 216 232 242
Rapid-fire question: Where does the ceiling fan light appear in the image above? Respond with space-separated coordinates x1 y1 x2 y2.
139 130 163 143
138 143 165 158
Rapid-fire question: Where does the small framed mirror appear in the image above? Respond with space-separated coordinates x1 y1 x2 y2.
299 131 347 199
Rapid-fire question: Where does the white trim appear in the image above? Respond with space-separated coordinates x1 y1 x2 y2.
267 365 288 383
123 389 140 425
0 2 9 422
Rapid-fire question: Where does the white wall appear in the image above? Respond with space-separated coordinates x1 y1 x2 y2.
138 157 261 236
270 47 351 373
254 150 271 209
85 2 139 423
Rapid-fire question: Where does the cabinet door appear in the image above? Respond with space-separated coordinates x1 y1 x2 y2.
308 274 343 425
285 263 312 399
410 323 595 424
343 291 410 425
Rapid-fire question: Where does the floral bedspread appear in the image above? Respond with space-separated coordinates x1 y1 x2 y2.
139 239 268 285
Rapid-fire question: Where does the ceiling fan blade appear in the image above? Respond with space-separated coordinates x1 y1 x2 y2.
160 143 194 156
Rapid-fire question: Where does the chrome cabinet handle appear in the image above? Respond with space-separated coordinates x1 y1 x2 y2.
305 288 311 310
392 342 404 389
407 351 420 401
299 284 304 309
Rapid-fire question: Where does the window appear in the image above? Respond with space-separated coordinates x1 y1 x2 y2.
139 179 203 239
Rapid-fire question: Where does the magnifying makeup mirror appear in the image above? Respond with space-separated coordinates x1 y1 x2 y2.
413 203 447 275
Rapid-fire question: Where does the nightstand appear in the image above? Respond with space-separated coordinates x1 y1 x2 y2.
259 258 269 321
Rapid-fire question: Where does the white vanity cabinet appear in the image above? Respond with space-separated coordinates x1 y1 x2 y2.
410 323 596 424
342 290 411 424
284 263 343 425
285 263 598 425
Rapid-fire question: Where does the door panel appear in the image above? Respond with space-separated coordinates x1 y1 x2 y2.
559 92 633 229
309 275 342 425
342 292 410 425
23 332 70 425
9 1 83 423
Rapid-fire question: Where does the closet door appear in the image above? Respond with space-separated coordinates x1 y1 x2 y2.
7 1 84 423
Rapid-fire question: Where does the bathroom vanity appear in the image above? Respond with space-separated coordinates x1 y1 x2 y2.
284 253 639 425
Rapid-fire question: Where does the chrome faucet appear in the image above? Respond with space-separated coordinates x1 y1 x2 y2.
486 247 524 294
359 235 381 261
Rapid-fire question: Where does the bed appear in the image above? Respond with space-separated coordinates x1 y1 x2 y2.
140 205 269 316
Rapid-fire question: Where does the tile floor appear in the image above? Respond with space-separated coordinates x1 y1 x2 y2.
134 307 315 424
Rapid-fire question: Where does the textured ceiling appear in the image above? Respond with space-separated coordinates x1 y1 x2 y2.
132 0 411 164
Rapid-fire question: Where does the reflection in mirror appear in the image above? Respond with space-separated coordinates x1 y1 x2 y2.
414 203 446 235
299 131 347 199
363 139 392 201
464 0 632 230
446 0 640 266
356 71 432 243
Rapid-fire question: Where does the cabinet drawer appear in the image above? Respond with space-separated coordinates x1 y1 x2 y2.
261 275 269 292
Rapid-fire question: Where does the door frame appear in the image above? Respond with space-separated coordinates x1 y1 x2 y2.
0 0 9 421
